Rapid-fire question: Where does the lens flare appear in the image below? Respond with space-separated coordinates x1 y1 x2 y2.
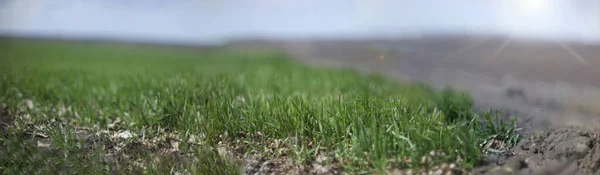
489 38 512 61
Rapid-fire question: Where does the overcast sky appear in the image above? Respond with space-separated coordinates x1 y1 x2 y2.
0 0 599 43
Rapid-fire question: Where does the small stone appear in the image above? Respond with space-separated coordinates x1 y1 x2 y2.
440 163 448 170
37 140 51 148
113 117 121 124
217 147 228 157
449 163 456 169
574 143 589 153
316 153 328 163
171 141 179 149
312 164 330 174
502 157 527 172
25 100 34 109
57 105 67 117
114 130 135 139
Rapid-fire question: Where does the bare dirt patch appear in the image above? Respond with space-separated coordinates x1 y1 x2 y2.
214 133 341 175
476 128 600 174
0 109 209 174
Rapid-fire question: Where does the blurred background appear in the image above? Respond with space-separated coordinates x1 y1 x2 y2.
2 0 600 128
1 0 599 43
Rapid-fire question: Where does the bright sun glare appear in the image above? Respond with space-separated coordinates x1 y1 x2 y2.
516 0 550 15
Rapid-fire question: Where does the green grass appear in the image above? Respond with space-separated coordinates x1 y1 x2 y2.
0 38 521 174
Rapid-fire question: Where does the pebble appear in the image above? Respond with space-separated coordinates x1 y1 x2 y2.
574 143 589 153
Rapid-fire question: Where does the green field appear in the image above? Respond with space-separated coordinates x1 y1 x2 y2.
0 39 521 174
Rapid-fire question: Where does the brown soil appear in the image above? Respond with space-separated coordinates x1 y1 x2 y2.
0 101 339 175
214 132 342 175
0 103 201 174
475 128 600 175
